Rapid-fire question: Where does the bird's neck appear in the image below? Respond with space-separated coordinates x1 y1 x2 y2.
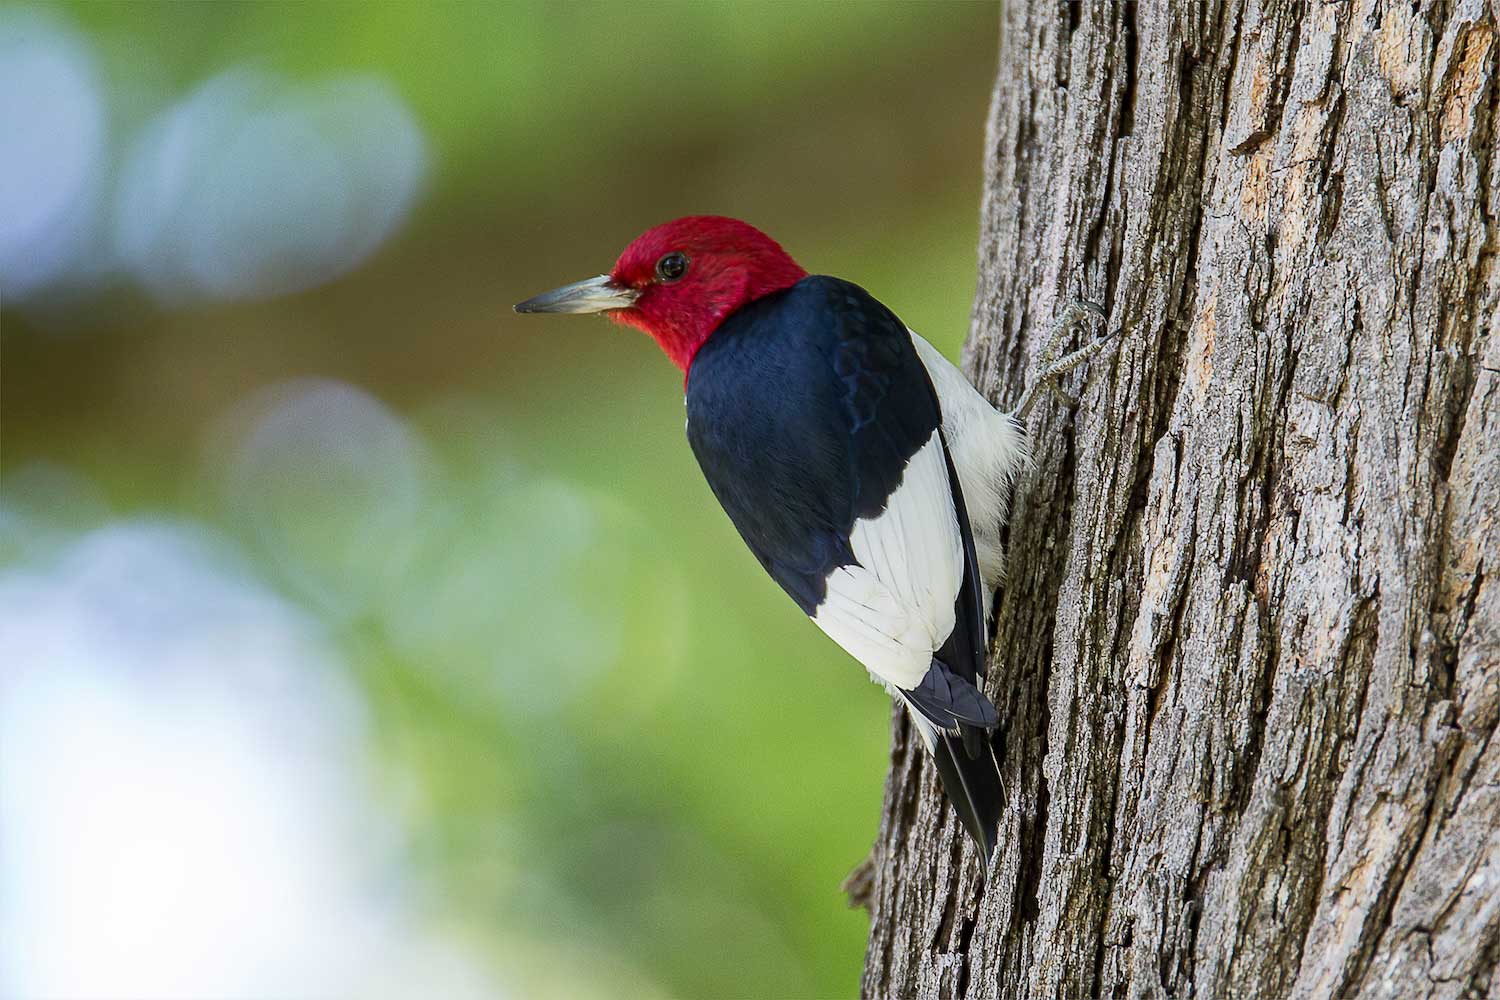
671 266 807 372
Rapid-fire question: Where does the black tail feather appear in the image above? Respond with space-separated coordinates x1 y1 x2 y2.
929 726 1004 862
905 659 999 733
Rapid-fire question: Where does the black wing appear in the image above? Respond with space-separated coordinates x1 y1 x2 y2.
685 276 990 707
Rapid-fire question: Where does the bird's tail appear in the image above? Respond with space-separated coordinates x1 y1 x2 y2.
906 709 1004 862
931 728 1004 862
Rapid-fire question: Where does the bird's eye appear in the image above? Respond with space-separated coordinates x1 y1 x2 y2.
655 252 689 283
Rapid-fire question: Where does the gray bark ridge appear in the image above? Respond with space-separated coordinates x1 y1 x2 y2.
861 3 1499 998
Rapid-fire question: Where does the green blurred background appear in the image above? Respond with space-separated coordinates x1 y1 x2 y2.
0 4 997 997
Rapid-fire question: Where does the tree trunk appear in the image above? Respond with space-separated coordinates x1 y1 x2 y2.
858 2 1499 997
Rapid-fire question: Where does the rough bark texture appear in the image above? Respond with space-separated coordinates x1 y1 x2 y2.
860 3 1499 997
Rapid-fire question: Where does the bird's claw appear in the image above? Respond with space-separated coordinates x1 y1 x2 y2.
1077 298 1107 321
1058 298 1107 331
1011 298 1115 419
1055 299 1110 348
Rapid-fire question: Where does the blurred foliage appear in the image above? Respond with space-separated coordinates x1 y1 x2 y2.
3 2 999 996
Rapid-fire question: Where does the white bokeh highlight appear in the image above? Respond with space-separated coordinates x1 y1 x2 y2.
0 521 503 1000
115 69 427 303
216 378 431 622
0 9 106 297
0 9 427 307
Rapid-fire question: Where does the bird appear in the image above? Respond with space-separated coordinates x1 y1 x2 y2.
515 216 1109 860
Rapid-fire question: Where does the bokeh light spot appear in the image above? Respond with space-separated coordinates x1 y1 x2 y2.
115 69 426 303
0 9 105 297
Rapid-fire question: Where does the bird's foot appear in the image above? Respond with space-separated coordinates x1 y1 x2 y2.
1010 299 1113 419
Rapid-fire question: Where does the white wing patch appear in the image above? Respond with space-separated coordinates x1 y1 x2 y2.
811 431 963 690
908 330 1029 617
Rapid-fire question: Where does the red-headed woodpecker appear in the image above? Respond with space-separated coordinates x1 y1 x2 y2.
516 217 1108 860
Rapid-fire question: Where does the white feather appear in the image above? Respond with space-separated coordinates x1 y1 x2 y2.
811 432 961 691
907 331 1028 619
902 697 940 753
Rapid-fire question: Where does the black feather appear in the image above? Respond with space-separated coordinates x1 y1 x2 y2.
930 728 1004 863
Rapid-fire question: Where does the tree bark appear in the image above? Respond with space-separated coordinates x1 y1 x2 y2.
859 2 1499 997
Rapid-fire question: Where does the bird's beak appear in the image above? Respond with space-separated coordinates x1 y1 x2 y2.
514 274 640 314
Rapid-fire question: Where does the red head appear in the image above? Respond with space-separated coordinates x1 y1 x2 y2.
515 216 807 371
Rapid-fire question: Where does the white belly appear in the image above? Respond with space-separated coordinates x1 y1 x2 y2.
908 331 1028 620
